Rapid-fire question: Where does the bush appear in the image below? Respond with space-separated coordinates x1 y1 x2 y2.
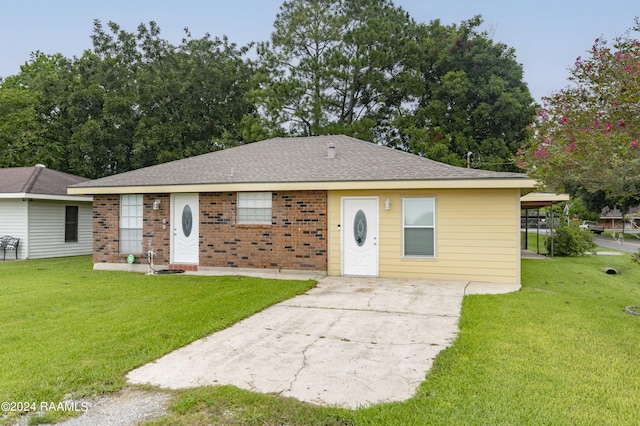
546 223 596 256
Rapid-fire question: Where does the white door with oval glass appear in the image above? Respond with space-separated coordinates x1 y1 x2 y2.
342 197 378 276
172 193 199 264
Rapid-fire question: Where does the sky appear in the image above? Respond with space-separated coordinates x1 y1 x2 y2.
0 0 637 103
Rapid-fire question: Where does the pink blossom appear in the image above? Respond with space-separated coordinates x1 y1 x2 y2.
605 132 610 137
591 120 601 128
566 142 576 151
626 65 632 73
613 101 618 106
543 137 551 144
516 150 522 156
618 120 625 127
559 116 568 124
631 140 639 148
534 145 548 159
606 122 612 131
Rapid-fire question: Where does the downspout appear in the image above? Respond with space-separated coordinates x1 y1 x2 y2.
25 197 29 259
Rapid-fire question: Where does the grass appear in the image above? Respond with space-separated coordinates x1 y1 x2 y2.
153 255 640 425
4 255 640 425
0 256 314 424
524 230 547 254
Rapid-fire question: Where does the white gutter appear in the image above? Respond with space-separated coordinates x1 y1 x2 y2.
0 193 93 202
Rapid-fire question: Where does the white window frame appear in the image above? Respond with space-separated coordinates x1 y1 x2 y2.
237 192 272 225
120 194 143 253
402 197 436 258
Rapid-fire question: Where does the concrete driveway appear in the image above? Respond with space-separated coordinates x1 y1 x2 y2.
127 276 518 408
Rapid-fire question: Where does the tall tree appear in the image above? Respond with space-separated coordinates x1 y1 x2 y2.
0 20 256 179
392 16 536 170
0 53 74 171
254 0 419 138
519 19 640 211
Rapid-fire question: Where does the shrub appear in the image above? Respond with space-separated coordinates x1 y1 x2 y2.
546 223 596 256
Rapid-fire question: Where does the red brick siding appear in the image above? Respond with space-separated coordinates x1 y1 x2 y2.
143 194 171 264
200 191 327 270
93 194 171 264
93 195 120 263
93 191 328 271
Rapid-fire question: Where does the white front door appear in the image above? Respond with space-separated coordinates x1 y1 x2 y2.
172 193 199 264
342 197 378 276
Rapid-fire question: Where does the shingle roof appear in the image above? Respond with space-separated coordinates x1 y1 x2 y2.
71 135 530 189
0 165 90 195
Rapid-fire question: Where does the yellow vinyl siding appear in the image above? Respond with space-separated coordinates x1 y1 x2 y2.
328 188 521 284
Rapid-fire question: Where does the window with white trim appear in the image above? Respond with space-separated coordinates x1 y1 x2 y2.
237 192 272 225
403 198 435 257
120 194 143 253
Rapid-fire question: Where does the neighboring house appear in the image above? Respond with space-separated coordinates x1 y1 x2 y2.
0 165 93 259
69 136 536 285
600 206 640 230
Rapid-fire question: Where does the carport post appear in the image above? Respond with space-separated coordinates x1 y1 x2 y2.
524 208 529 250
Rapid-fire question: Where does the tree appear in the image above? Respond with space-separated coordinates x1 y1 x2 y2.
391 16 536 171
519 19 640 211
0 86 44 167
0 52 73 171
0 20 256 179
254 0 419 138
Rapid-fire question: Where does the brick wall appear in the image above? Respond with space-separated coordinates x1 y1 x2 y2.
93 195 120 263
93 191 328 271
143 194 171 264
200 191 327 270
93 194 170 264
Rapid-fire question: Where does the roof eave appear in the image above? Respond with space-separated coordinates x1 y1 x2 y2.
68 178 537 195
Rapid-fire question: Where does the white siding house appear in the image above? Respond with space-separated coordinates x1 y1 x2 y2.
0 166 93 260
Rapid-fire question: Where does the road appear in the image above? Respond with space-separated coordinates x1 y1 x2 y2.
522 228 640 254
594 234 640 253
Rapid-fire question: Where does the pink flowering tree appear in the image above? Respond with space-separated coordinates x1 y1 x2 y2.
519 19 640 210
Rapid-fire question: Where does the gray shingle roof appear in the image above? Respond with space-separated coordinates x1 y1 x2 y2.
0 165 89 195
71 135 530 189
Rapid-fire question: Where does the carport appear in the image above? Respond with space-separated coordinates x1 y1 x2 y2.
520 192 570 255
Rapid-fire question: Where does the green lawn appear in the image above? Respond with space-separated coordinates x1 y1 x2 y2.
524 230 547 254
3 255 640 425
0 256 314 424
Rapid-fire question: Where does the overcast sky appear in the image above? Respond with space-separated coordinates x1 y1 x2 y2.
0 0 637 103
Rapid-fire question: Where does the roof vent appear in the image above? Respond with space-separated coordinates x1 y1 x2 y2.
35 164 46 168
327 143 336 159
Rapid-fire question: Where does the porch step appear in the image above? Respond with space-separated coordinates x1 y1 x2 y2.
169 264 198 271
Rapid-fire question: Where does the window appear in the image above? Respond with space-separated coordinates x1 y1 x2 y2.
120 194 143 253
403 198 435 257
237 192 272 224
65 206 79 243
